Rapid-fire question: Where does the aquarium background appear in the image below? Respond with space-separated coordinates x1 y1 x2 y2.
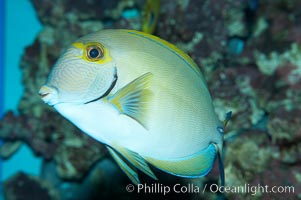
1 0 43 199
1 0 301 199
0 0 3 198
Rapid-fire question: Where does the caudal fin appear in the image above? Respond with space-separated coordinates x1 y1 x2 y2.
217 145 225 186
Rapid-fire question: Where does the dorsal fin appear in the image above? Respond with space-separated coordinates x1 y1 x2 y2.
125 30 205 81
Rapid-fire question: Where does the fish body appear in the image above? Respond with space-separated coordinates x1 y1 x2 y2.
39 29 224 184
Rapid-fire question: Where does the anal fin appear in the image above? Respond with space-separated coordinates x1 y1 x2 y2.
145 143 217 178
106 146 140 185
112 144 158 181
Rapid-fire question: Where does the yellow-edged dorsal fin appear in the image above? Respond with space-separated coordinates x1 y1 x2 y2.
106 146 140 185
108 72 153 129
125 30 205 82
112 144 158 181
145 143 217 178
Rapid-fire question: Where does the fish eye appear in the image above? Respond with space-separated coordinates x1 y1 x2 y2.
86 45 104 61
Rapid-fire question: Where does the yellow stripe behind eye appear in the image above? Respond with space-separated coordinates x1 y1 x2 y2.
72 42 112 64
72 42 85 49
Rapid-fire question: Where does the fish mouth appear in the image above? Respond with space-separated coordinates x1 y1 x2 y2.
85 72 118 104
39 86 59 106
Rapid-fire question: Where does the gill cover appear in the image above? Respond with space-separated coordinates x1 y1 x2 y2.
45 41 116 104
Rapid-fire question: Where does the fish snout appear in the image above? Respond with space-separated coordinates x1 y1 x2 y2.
39 86 59 106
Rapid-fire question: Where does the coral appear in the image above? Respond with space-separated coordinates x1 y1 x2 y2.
0 111 105 180
254 43 301 76
0 141 22 159
3 172 59 200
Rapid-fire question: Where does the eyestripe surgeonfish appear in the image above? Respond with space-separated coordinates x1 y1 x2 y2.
39 29 225 185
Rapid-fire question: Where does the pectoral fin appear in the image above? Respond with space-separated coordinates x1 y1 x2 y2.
108 72 153 128
106 146 140 185
145 143 217 178
112 144 158 181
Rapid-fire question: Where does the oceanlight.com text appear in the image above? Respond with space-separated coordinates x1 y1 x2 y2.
125 183 295 196
204 183 294 196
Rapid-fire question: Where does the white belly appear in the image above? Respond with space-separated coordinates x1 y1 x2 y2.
54 99 221 160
